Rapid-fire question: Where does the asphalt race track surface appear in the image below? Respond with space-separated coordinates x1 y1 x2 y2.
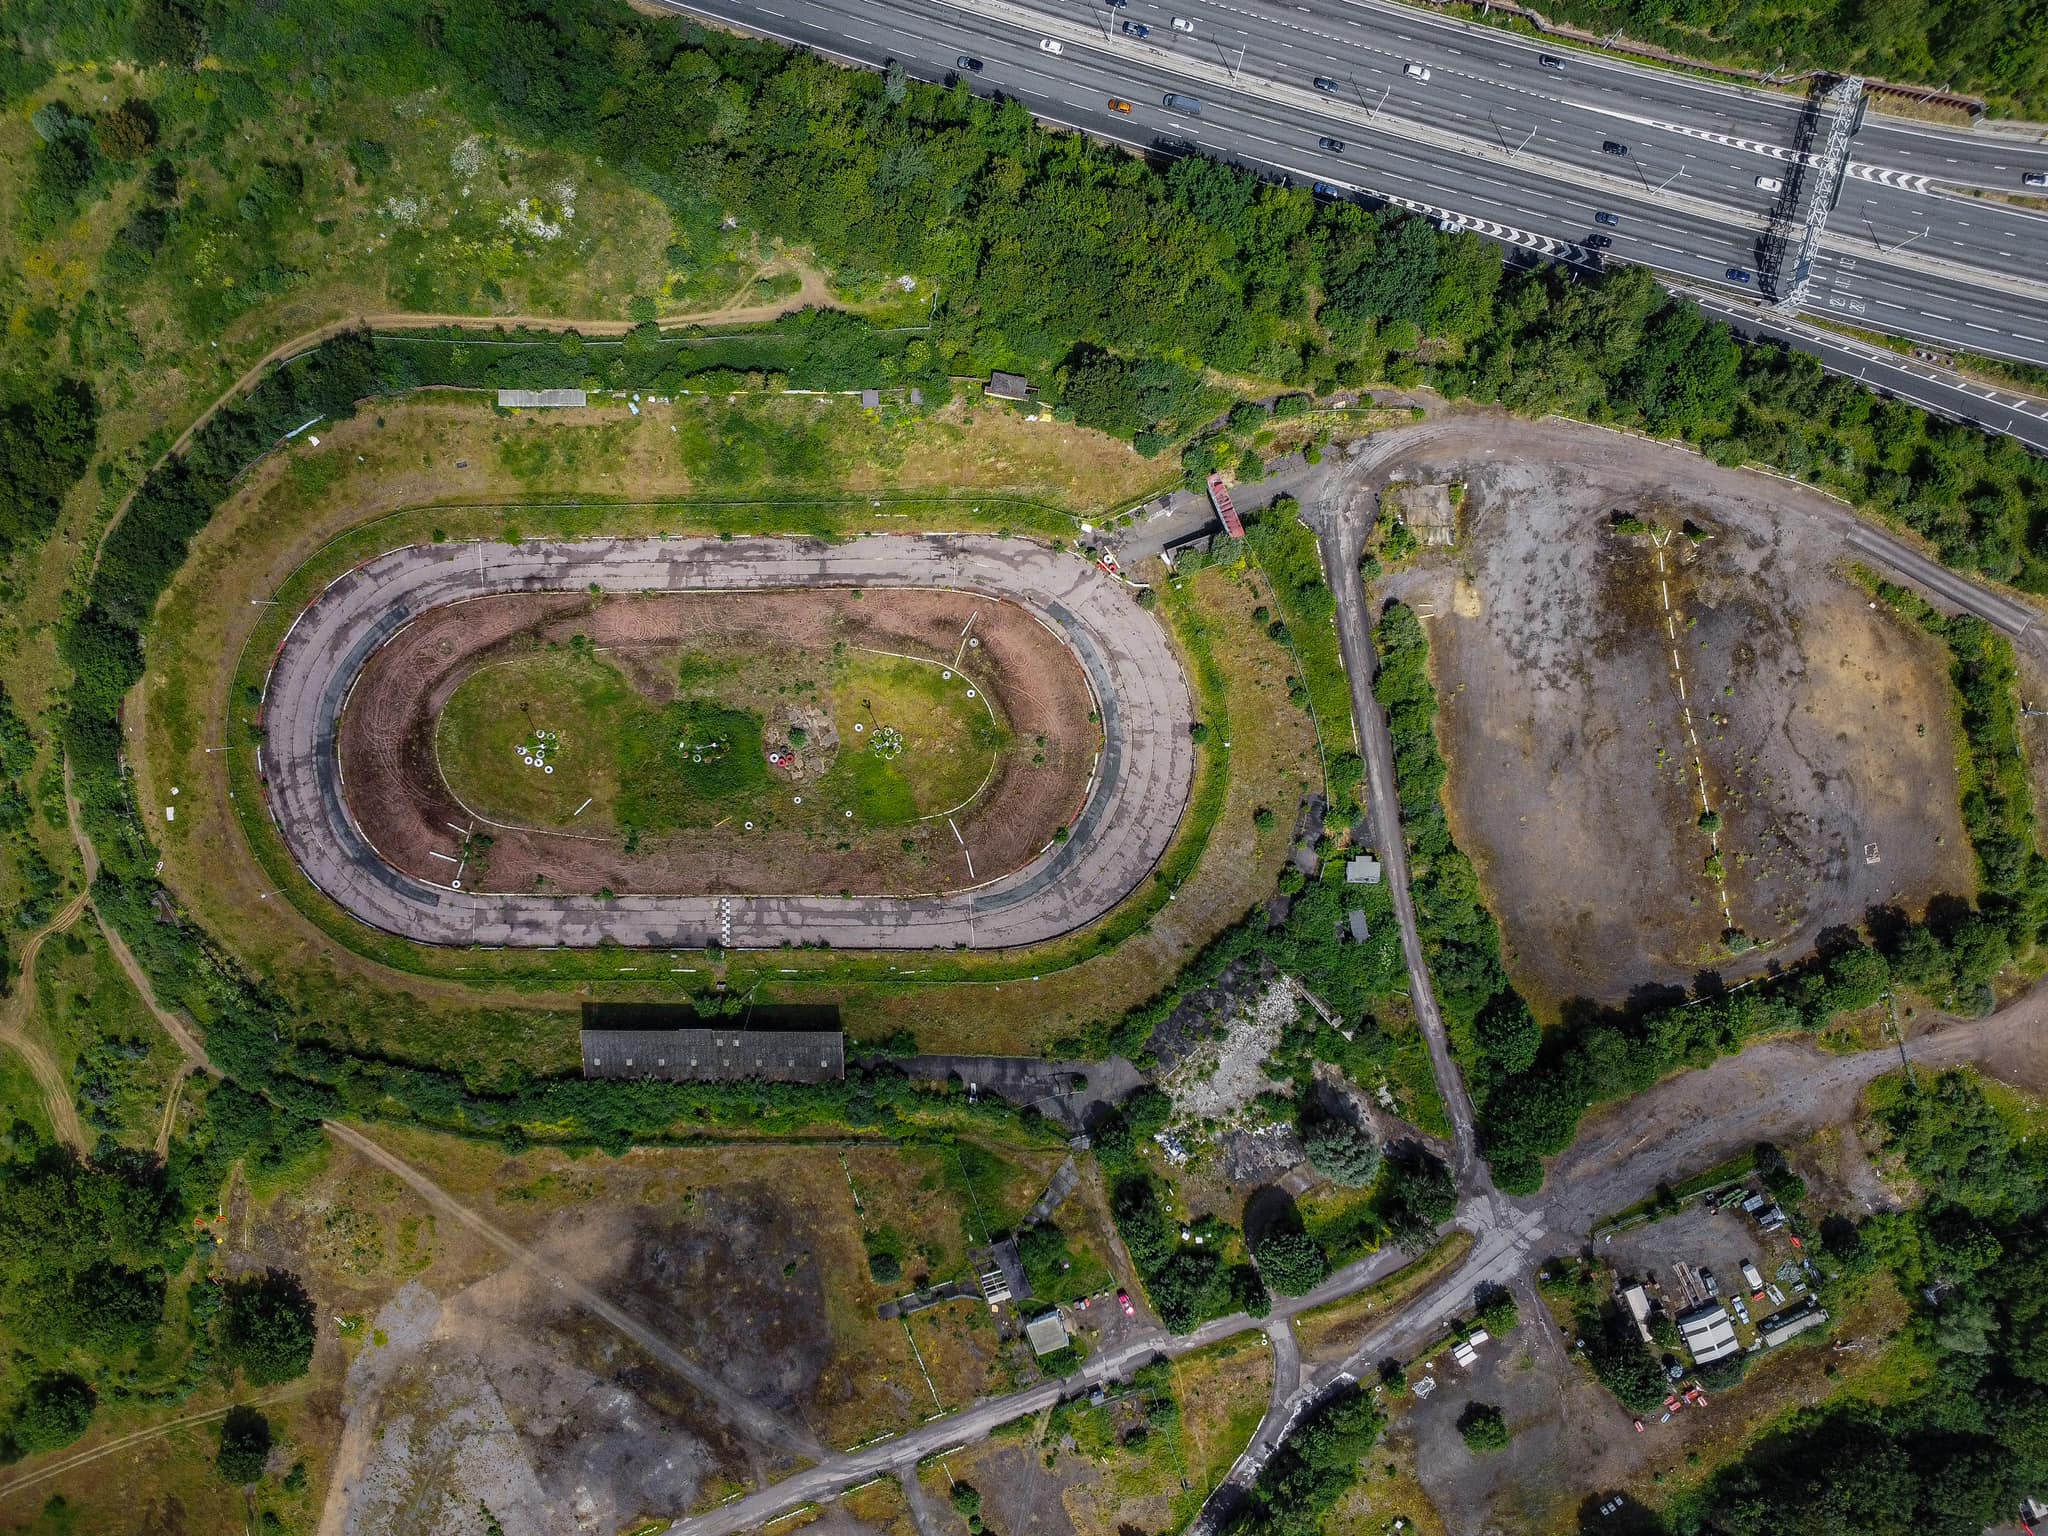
262 535 1194 949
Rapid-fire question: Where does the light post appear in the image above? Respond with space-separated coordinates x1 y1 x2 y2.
1489 112 1536 156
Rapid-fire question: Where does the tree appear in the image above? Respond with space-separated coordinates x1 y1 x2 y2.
4 1374 94 1460
1474 994 1540 1078
1253 1230 1328 1296
216 1405 272 1485
1456 1401 1510 1451
131 0 204 64
867 1249 901 1285
218 1270 316 1385
1302 1118 1381 1187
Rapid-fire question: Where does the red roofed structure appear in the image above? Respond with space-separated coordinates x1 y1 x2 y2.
1207 474 1244 539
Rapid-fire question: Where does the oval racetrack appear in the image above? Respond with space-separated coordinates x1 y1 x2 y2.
261 534 1195 949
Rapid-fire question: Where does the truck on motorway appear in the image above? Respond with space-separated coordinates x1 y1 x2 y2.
1162 92 1203 116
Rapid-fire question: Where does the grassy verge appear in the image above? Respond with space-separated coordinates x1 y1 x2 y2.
1295 1230 1474 1363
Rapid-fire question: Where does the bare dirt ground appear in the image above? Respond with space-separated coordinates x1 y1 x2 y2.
338 587 1096 897
1375 428 1973 1012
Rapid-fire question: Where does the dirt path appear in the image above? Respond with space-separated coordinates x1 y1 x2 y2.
0 1383 311 1507
112 271 847 555
0 882 93 1151
320 1118 827 1463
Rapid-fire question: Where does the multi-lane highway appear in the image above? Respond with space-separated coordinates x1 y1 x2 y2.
651 0 2048 441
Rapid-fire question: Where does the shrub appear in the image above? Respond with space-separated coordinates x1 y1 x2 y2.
867 1249 901 1285
1302 1118 1381 1187
216 1405 272 1485
1457 1401 1510 1451
1474 1283 1520 1337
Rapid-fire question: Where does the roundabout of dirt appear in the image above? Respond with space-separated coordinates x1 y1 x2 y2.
338 587 1098 898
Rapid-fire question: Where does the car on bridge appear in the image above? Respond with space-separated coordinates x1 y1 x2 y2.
1108 98 1132 113
1312 76 1340 93
1726 267 1753 284
1756 175 1782 192
1172 14 1195 30
1540 53 1567 70
1603 140 1629 156
1586 233 1612 249
1039 37 1063 54
2025 171 2048 187
1405 62 1431 80
1120 19 1151 36
955 55 982 72
1163 92 1203 115
1594 210 1618 226
1317 136 1345 153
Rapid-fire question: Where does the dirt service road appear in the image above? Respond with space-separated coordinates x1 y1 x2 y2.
263 535 1193 949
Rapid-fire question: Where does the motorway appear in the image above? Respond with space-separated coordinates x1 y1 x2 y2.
652 0 2048 405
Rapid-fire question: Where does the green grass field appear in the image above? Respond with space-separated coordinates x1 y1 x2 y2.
435 634 1005 840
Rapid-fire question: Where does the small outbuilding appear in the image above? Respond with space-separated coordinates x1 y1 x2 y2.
1620 1283 1654 1344
497 388 587 408
1025 1311 1070 1356
1759 1302 1828 1349
987 371 1035 401
1345 855 1384 885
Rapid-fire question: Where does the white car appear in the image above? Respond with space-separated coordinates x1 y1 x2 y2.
1731 1296 1751 1325
1755 175 1782 192
1172 15 1196 30
1405 62 1431 80
1039 37 1063 53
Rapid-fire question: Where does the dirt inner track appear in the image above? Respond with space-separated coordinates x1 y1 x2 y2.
337 587 1099 897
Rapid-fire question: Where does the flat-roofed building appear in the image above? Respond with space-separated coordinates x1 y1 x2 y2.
1025 1311 1070 1356
1677 1302 1740 1365
497 388 587 408
1760 1303 1829 1349
580 1028 844 1083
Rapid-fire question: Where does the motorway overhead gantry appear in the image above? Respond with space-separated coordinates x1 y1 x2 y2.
650 0 2048 443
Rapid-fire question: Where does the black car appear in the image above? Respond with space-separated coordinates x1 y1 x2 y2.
956 54 982 71
1121 19 1151 36
1594 210 1618 226
1539 53 1566 69
1317 136 1345 153
1312 76 1341 93
1602 140 1629 156
1586 233 1612 249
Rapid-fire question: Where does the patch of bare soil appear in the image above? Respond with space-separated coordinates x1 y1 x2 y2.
336 585 1097 897
322 1186 869 1536
1383 447 1972 1013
